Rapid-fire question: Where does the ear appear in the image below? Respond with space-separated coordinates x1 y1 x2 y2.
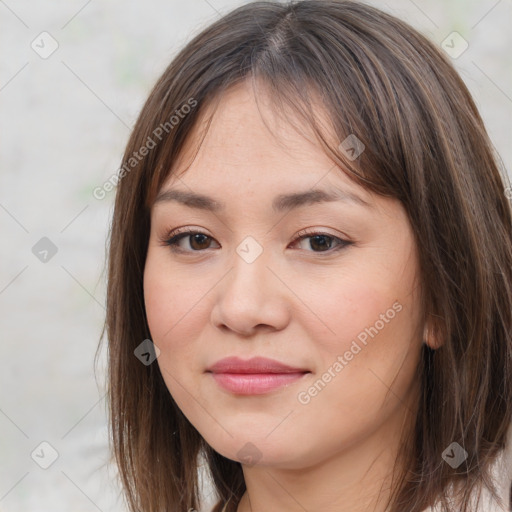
423 317 443 350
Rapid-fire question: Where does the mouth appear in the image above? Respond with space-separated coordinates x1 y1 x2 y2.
205 356 311 395
207 371 310 395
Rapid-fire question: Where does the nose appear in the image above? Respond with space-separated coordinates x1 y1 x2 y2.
210 245 291 337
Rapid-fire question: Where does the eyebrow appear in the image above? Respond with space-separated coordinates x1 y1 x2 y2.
153 187 372 213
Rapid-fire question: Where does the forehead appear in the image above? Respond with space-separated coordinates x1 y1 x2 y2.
159 80 369 203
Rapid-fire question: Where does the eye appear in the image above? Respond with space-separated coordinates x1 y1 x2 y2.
290 228 352 253
160 227 353 254
162 228 219 253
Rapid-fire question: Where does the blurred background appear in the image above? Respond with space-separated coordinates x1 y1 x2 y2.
1 0 511 511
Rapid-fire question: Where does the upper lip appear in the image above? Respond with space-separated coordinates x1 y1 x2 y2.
206 356 310 374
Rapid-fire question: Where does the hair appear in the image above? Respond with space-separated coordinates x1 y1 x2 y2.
99 1 512 511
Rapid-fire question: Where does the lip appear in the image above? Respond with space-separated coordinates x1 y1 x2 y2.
206 356 310 374
206 356 311 395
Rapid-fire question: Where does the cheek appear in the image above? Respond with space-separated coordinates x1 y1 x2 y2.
143 261 199 393
305 270 396 354
143 252 204 344
143 252 221 401
143 260 200 404
302 260 421 392
290 278 420 464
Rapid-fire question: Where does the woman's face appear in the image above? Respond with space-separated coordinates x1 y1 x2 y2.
143 80 424 470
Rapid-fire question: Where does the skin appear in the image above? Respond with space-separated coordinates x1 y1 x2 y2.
143 79 427 512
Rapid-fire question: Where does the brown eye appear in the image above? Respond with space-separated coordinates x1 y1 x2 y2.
188 233 212 250
163 228 351 255
308 234 334 252
164 230 219 252
292 230 352 253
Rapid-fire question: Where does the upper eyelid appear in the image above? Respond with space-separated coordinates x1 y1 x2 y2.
162 228 350 252
163 227 346 241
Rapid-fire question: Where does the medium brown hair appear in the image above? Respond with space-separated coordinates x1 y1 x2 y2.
100 1 512 511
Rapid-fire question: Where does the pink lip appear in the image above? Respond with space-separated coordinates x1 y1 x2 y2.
206 356 310 395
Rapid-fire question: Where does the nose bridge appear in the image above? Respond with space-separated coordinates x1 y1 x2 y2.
229 234 272 297
211 234 290 334
235 234 266 267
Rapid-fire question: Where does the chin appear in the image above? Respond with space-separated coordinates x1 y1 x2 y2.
202 430 310 469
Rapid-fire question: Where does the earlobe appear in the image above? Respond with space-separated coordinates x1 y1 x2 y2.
423 320 443 349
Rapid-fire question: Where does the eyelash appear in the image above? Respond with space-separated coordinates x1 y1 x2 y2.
160 227 353 255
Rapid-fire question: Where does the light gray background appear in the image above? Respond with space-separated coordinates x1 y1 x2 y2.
1 1 511 511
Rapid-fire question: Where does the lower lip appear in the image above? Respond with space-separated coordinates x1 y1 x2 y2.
209 372 309 395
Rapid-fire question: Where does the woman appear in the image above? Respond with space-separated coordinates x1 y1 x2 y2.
102 1 512 510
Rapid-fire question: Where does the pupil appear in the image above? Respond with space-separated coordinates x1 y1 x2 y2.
191 234 209 250
311 235 331 251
